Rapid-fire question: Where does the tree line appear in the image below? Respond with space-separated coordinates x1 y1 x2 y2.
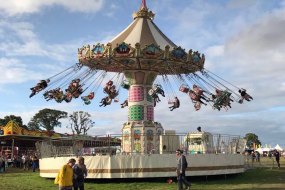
0 109 95 135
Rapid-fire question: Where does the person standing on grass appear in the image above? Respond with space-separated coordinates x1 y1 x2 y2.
255 151 260 162
251 151 256 163
0 156 4 173
274 150 280 168
176 149 191 190
22 154 26 170
32 156 39 172
73 157 88 190
54 158 76 190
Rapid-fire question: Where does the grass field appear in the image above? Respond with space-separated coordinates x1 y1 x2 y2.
0 157 284 190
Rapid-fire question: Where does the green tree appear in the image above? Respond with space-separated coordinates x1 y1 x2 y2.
68 111 95 135
0 115 23 126
28 108 67 131
0 115 28 128
244 133 261 149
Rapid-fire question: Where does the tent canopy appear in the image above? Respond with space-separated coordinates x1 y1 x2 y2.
255 147 272 153
274 144 283 151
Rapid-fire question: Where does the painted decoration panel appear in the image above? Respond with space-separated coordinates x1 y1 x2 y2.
146 129 154 141
134 129 141 141
129 86 144 102
123 131 130 142
147 105 154 121
134 142 141 153
92 44 104 57
129 105 144 121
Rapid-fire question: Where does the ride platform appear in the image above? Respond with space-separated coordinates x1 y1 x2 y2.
39 154 244 179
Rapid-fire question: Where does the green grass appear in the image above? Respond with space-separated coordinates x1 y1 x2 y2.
0 157 284 190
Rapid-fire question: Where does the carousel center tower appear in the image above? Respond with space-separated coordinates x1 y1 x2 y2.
78 0 205 154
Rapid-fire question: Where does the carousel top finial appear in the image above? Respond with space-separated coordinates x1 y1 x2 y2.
141 0 147 9
133 0 155 20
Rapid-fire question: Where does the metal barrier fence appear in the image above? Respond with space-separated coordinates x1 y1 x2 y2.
36 133 245 158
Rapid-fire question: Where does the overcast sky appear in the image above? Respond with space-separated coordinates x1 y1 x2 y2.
0 0 284 149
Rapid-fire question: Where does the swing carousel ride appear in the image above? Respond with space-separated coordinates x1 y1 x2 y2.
32 0 253 179
30 0 252 153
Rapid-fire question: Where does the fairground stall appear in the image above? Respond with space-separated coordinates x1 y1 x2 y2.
0 121 55 164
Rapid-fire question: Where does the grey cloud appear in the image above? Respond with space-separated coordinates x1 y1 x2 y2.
225 10 285 54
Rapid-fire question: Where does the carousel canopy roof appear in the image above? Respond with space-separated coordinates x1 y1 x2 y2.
109 5 177 49
78 0 205 74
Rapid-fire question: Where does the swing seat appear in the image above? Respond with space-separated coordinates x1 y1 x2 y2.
88 95 95 100
152 86 160 93
81 96 88 101
222 91 231 97
179 86 189 93
56 99 63 103
84 100 91 105
106 98 112 104
148 89 156 96
188 92 197 99
73 94 79 98
153 84 162 88
214 97 224 106
109 92 118 99
121 83 130 90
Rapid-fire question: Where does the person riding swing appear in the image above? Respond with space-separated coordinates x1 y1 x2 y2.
67 79 81 94
99 96 112 107
153 84 165 97
120 99 128 108
169 97 180 111
212 89 233 111
238 88 253 104
192 84 210 102
81 92 95 105
29 79 50 98
103 80 114 95
188 90 207 105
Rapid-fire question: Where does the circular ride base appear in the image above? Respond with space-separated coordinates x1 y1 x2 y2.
40 154 244 178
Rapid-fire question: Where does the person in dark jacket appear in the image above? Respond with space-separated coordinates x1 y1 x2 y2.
274 150 280 168
73 157 88 190
176 149 191 190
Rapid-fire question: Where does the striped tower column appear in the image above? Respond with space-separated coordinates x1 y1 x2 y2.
121 70 164 154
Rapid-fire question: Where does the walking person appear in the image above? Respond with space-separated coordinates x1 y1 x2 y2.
54 158 76 190
73 157 87 190
73 157 88 190
176 149 191 190
274 150 280 168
